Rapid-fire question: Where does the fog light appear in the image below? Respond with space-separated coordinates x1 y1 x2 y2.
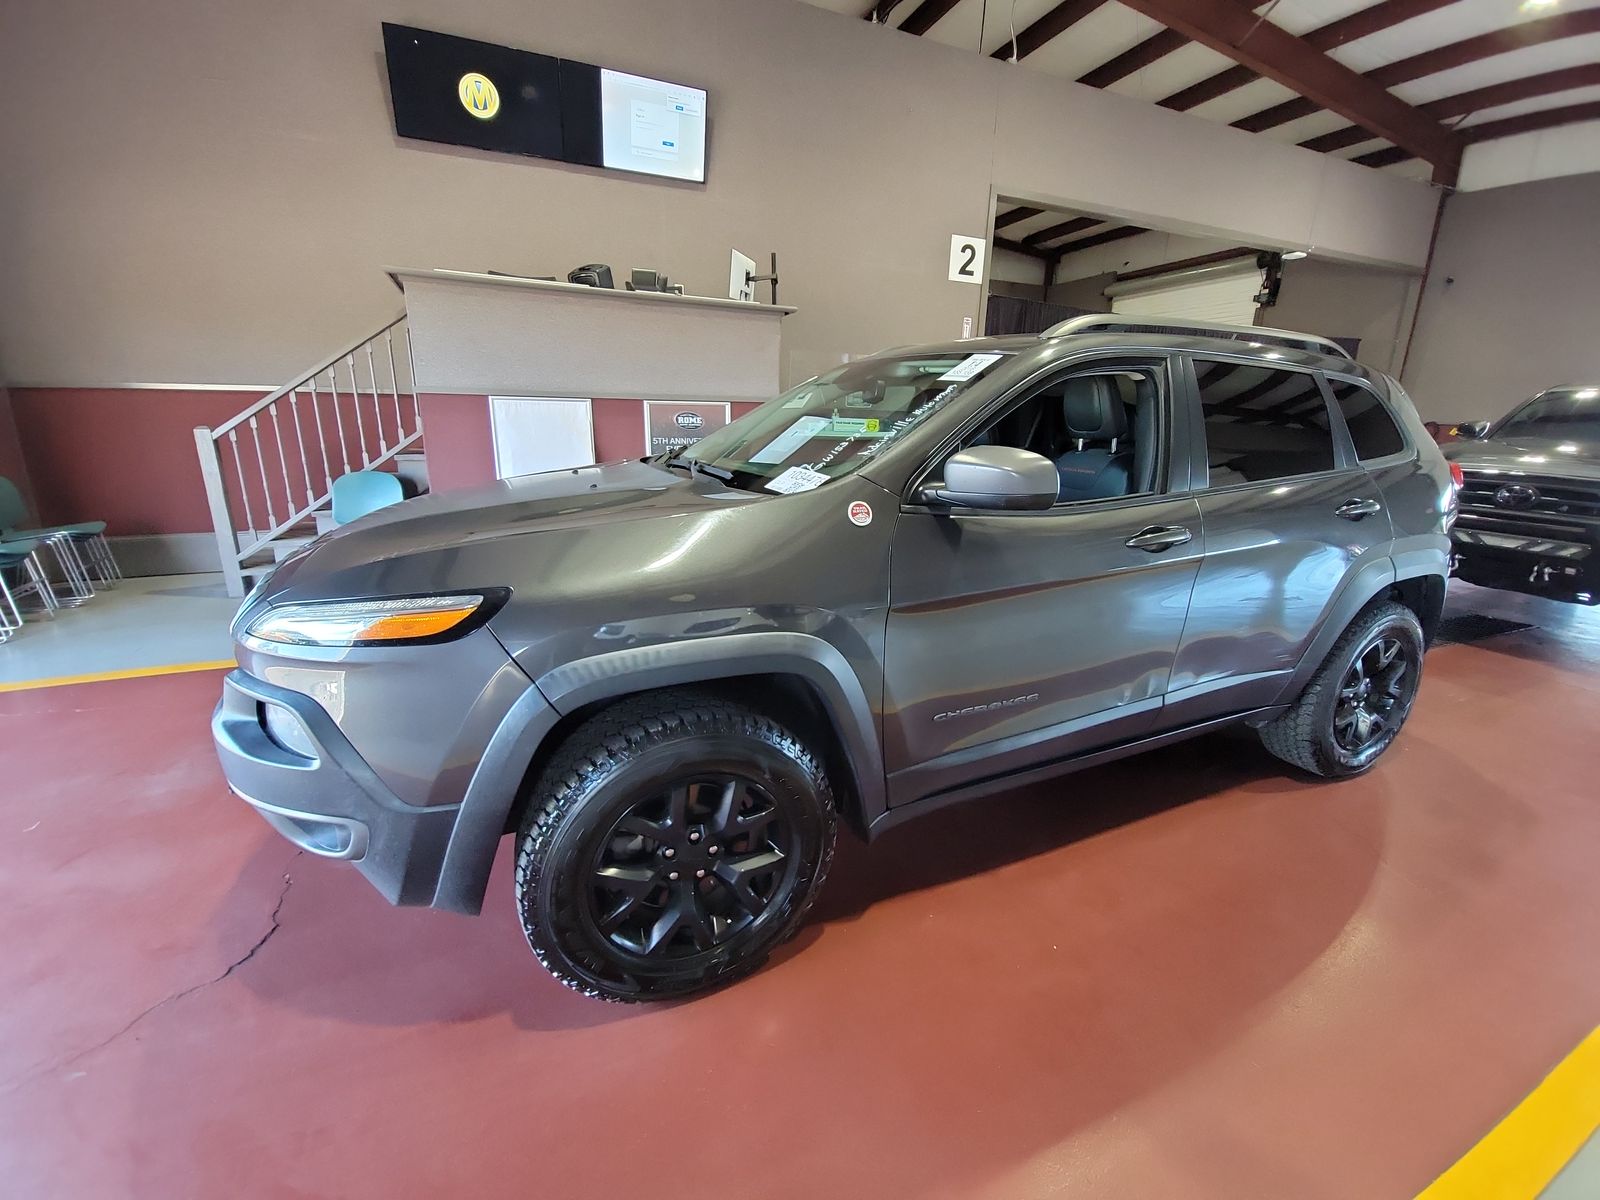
262 703 316 759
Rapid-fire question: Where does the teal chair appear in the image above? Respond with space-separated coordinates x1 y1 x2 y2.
331 470 404 526
0 537 54 641
0 475 117 598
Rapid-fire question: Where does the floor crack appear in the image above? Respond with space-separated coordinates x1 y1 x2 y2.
1 850 302 1093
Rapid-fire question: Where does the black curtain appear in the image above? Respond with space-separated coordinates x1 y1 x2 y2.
984 294 1099 336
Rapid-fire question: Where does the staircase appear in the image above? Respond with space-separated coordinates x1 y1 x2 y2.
194 314 427 597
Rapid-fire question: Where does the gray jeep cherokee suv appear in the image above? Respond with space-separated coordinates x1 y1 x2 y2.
213 315 1453 1001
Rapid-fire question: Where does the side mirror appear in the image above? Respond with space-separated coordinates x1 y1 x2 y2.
1457 420 1491 439
922 445 1059 511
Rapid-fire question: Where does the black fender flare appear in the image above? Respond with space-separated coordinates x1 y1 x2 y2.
1272 553 1445 704
535 632 887 829
432 633 887 914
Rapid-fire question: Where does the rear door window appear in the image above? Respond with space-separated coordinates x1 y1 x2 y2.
1330 379 1406 461
1193 359 1336 486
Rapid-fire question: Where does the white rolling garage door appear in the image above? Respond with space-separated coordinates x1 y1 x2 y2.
1109 259 1263 327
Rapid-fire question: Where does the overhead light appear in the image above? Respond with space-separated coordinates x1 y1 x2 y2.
1520 0 1559 10
1282 250 1309 260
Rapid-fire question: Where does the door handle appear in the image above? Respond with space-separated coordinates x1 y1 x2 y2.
1124 525 1193 553
1335 497 1383 520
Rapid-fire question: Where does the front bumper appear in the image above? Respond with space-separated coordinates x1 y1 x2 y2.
212 669 462 905
1449 526 1598 604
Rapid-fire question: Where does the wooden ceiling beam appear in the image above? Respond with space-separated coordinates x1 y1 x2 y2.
1024 216 1102 245
1159 0 1458 112
995 236 1055 261
1464 98 1600 143
1370 8 1600 87
1053 225 1149 255
1079 28 1190 88
1302 64 1600 154
1240 8 1600 134
1352 145 1416 169
869 0 962 36
1117 0 1460 167
995 0 1113 60
994 206 1045 230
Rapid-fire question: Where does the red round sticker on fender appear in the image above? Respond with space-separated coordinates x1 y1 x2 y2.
847 501 872 527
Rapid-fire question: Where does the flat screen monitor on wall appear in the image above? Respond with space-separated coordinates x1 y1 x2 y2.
381 23 708 183
599 68 707 183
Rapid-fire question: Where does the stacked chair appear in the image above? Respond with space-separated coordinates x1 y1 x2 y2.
0 476 122 642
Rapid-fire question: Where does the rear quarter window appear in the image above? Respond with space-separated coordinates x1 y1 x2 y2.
1330 379 1406 461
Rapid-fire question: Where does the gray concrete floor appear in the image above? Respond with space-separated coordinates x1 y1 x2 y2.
0 573 237 685
1542 1130 1600 1200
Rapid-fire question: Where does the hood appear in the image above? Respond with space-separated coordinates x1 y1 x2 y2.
258 459 759 601
1444 436 1600 482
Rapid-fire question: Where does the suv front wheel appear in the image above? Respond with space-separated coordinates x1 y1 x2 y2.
1258 600 1425 777
514 690 837 1001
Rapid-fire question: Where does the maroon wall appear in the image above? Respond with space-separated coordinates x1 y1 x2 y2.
416 394 493 493
422 396 762 491
10 388 265 535
9 389 767 535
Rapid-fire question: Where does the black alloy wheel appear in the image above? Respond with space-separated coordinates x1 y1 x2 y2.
588 775 796 959
1257 600 1425 777
515 691 835 1001
1331 635 1414 763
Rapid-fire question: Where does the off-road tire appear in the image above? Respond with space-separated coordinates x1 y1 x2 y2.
1258 600 1424 778
514 690 836 1002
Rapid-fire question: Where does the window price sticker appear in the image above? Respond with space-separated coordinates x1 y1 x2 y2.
765 465 830 494
937 353 1003 382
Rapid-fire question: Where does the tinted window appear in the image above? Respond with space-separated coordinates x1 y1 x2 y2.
961 369 1163 503
1331 379 1405 460
1497 388 1600 439
683 351 1010 493
1195 360 1335 485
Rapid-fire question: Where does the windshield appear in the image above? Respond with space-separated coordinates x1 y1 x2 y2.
676 351 1009 493
1498 388 1600 440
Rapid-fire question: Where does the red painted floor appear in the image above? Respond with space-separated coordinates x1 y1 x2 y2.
2 584 1598 1199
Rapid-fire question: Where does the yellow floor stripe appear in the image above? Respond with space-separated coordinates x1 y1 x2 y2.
1418 1027 1600 1200
0 659 235 693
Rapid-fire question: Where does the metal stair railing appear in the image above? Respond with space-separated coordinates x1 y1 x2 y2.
194 313 423 597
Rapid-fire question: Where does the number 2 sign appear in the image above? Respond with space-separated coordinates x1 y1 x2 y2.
948 235 986 285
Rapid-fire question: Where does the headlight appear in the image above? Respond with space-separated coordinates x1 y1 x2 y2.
243 591 507 648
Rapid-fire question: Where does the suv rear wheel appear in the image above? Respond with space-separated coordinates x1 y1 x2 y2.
1258 600 1425 777
514 690 836 1001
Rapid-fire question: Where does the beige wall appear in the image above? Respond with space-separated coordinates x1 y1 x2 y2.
1266 258 1421 377
1402 172 1600 422
1 0 1441 391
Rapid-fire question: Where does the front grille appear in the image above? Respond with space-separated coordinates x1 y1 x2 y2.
1458 470 1600 529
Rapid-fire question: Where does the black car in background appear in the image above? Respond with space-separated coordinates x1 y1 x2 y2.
1445 385 1600 605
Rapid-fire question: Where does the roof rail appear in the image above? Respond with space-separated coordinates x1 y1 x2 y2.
1039 313 1354 361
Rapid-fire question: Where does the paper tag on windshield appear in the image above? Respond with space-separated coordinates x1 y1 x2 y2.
937 352 1003 383
750 415 829 463
781 392 811 410
765 466 830 494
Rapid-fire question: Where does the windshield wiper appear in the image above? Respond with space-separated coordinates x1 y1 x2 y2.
664 455 736 484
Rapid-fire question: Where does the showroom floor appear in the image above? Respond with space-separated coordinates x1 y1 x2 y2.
2 580 1597 1198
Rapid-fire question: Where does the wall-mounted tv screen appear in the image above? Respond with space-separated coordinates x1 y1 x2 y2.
381 23 708 183
600 68 707 183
